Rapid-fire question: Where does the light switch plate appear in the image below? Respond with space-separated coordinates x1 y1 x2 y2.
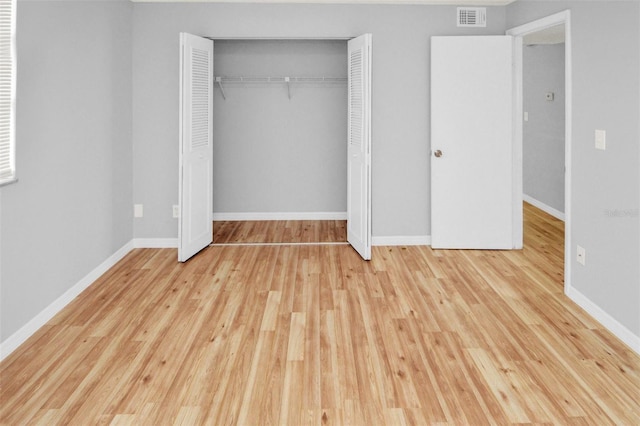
134 204 143 218
576 245 586 266
595 129 606 150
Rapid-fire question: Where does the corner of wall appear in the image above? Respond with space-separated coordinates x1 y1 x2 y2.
0 240 134 361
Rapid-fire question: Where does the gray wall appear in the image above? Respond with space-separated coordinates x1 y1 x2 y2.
131 3 506 238
523 43 565 213
508 1 640 336
212 40 348 214
0 0 133 341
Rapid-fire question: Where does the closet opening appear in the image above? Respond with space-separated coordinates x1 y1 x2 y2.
211 39 348 245
179 33 372 261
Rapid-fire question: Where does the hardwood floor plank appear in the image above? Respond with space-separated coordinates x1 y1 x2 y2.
347 292 388 425
467 347 532 423
213 220 347 244
319 310 340 411
279 360 304 425
2 204 639 425
1 326 93 423
514 358 588 419
173 406 201 425
331 290 358 404
420 332 473 424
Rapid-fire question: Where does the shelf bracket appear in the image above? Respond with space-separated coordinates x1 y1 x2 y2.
215 76 227 100
285 77 291 100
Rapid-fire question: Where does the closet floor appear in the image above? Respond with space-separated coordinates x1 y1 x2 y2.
213 220 347 244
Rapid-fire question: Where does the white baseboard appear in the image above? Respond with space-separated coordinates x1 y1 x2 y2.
372 235 431 246
212 212 347 221
0 240 134 361
523 194 565 221
132 238 178 248
566 285 640 355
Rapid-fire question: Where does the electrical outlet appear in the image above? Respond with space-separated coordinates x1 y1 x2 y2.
134 204 143 218
576 245 586 266
173 205 180 218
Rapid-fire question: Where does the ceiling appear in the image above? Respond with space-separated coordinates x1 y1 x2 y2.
132 0 517 5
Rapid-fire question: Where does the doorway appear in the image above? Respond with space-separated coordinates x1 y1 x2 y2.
178 34 372 261
522 25 566 222
211 40 347 222
211 40 348 246
508 11 572 292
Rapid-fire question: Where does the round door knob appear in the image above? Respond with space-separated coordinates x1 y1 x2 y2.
434 149 443 158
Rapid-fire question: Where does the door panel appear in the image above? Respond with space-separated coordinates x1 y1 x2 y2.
179 33 213 262
431 36 516 249
347 34 372 260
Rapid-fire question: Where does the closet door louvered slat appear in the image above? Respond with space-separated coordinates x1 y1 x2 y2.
346 34 372 260
179 33 213 262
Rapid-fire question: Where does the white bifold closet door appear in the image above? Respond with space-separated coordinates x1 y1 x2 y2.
178 33 213 262
347 34 372 260
431 36 518 249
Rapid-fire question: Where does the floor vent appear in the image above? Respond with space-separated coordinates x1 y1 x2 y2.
457 7 487 28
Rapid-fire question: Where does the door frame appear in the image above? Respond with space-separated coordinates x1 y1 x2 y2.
507 10 572 293
179 34 372 257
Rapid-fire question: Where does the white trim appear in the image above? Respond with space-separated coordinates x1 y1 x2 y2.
507 10 570 37
0 241 134 361
372 235 431 246
132 238 178 248
566 286 640 356
212 211 347 221
511 33 524 250
523 194 565 221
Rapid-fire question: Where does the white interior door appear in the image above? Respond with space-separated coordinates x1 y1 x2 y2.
431 36 519 249
347 34 372 260
179 33 213 262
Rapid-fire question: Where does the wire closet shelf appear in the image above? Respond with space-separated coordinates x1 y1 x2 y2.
214 76 347 100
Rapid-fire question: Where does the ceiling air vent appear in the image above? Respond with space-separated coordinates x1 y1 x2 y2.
457 7 487 28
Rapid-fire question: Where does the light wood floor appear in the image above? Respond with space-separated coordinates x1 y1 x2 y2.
2 204 639 425
213 220 347 244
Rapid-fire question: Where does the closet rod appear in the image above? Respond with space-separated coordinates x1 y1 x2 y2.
214 76 347 84
214 76 347 100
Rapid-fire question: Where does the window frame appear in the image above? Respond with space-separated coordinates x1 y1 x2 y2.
0 0 16 187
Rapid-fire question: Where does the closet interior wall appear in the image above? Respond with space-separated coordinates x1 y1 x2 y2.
212 40 348 218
